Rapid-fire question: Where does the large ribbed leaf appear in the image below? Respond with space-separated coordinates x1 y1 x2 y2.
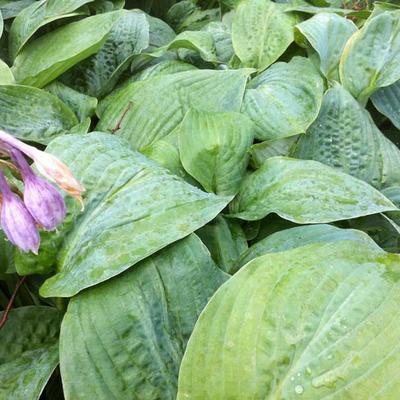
38 133 230 298
230 157 397 223
340 11 400 104
61 10 150 97
12 11 122 88
371 79 400 129
242 57 323 140
60 235 228 400
0 306 60 400
231 0 296 71
293 84 400 188
178 241 400 399
9 0 92 60
179 109 254 195
96 69 250 149
0 84 78 144
238 224 380 267
295 13 357 81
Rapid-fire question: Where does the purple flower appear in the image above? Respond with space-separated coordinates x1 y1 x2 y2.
0 171 40 254
11 149 66 231
0 129 85 206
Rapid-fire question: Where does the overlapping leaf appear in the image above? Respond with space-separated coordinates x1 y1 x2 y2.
179 109 254 195
293 84 400 188
230 156 397 223
9 0 92 60
0 84 79 144
295 13 357 80
0 306 60 400
242 57 323 140
37 133 230 298
231 0 297 71
340 10 400 104
61 10 151 97
178 241 400 399
60 235 228 400
12 10 122 87
97 69 250 149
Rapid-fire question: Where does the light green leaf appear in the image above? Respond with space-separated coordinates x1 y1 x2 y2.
61 10 150 97
60 235 228 400
9 0 92 60
38 133 231 298
0 306 60 400
197 216 248 274
0 84 78 144
293 84 400 189
202 21 234 64
0 0 36 19
230 156 397 223
163 30 218 63
242 57 324 140
178 241 400 399
179 109 254 195
131 59 197 83
295 13 357 81
340 10 400 104
96 69 250 149
249 136 299 169
232 0 297 71
0 59 14 84
371 79 400 129
239 224 380 267
45 81 98 122
12 10 122 88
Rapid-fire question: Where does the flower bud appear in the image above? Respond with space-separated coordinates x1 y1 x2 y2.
0 130 85 207
11 149 66 231
0 171 40 254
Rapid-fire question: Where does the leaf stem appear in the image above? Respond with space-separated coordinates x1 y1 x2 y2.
0 276 27 330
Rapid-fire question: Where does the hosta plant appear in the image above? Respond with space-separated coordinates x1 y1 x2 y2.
1 0 400 399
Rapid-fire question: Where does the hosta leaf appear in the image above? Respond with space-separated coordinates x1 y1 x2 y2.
0 59 14 84
12 10 122 88
238 224 380 267
293 84 400 189
178 241 400 399
45 81 98 122
131 59 197 82
231 0 296 71
0 84 78 144
230 157 397 223
179 109 254 195
249 136 299 169
202 21 233 64
340 10 400 104
9 0 92 60
196 216 248 274
97 69 250 150
242 57 324 140
163 30 218 63
38 133 230 298
0 306 60 400
0 0 36 19
295 13 357 81
60 234 228 400
61 10 150 98
371 79 400 129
